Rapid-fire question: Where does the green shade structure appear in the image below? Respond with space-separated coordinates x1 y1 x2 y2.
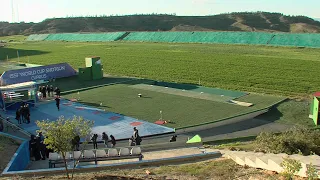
186 135 202 143
78 67 92 81
78 57 103 81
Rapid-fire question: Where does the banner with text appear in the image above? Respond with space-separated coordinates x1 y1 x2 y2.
0 63 77 85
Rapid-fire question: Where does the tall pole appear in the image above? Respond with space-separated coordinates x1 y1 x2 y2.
16 1 19 22
11 0 15 23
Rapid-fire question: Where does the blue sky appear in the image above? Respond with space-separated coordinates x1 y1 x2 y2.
1 0 319 23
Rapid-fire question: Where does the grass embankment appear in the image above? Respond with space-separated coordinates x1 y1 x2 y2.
4 159 283 180
258 99 317 127
1 41 320 97
0 35 26 42
0 135 19 172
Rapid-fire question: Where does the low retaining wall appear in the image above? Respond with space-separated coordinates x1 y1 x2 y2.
1 151 221 177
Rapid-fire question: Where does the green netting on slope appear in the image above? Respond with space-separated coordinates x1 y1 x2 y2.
26 34 50 41
123 32 274 45
45 33 126 42
269 33 320 47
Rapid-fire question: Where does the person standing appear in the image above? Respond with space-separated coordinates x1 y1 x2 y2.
54 87 61 98
41 86 47 99
25 104 30 124
102 132 109 148
55 97 60 111
110 135 116 148
20 105 25 123
0 119 3 132
91 134 98 149
38 86 43 99
29 135 37 161
15 108 21 124
50 85 54 97
46 85 51 97
75 135 80 151
133 127 142 146
37 132 46 160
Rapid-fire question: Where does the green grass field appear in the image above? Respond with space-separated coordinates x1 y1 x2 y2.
1 40 320 97
63 82 284 128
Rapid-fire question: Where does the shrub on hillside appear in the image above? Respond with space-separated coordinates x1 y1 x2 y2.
254 126 320 155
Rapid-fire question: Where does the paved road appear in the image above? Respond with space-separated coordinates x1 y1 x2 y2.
2 115 293 148
113 117 293 147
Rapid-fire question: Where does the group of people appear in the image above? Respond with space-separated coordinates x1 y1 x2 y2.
29 132 51 161
27 127 143 160
15 102 31 124
38 85 61 99
38 85 61 111
129 127 142 146
91 132 116 149
90 127 142 149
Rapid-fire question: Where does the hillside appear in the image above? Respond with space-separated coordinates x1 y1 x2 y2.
0 12 320 36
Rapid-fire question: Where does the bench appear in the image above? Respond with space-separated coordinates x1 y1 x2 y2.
49 146 143 168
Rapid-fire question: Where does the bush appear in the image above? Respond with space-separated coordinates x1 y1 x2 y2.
254 126 320 155
280 158 302 180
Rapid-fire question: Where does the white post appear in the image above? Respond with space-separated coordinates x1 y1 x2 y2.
199 78 201 86
160 110 163 120
7 55 9 61
28 56 30 64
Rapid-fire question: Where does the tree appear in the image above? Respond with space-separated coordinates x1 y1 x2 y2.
36 116 94 179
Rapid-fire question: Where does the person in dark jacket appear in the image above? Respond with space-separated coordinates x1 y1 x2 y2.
37 132 46 160
55 97 60 111
73 135 80 151
20 105 25 123
102 132 109 147
54 87 61 97
91 134 98 149
50 85 54 97
30 135 41 161
46 85 51 97
133 127 142 145
170 135 177 142
25 104 30 124
0 119 3 132
41 86 46 99
38 86 43 99
110 135 116 147
15 108 21 124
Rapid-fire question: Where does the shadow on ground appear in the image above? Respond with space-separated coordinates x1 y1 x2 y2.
0 47 49 60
